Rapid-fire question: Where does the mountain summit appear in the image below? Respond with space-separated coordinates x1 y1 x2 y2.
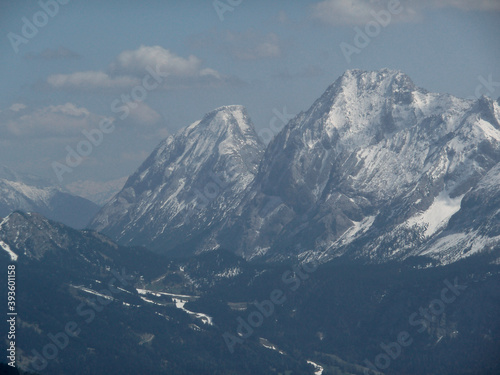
90 105 264 254
221 69 500 262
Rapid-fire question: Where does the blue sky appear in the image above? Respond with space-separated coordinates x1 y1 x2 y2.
0 0 499 189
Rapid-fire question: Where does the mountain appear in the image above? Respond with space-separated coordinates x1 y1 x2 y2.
89 69 500 265
90 105 264 255
2 211 499 375
0 166 100 229
0 211 342 375
215 69 500 263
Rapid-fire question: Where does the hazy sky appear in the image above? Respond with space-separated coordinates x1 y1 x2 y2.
0 0 499 187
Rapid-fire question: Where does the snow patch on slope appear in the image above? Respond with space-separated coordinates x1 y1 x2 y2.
0 240 17 261
421 231 500 264
71 285 114 300
406 191 464 237
173 298 213 325
307 360 324 375
259 338 286 355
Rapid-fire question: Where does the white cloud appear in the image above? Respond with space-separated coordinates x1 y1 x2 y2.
9 103 27 112
47 103 91 117
200 68 222 79
0 103 112 139
126 102 162 126
311 0 500 26
311 0 418 25
47 71 139 90
0 102 162 139
46 45 222 91
112 45 205 77
312 0 380 25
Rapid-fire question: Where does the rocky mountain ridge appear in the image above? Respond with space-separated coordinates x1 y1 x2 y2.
0 166 100 229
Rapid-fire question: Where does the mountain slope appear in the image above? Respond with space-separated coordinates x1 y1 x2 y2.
3 212 499 375
420 159 500 263
0 211 334 375
0 166 100 229
90 105 264 255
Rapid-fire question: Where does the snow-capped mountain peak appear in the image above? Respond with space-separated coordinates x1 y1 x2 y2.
215 69 500 262
90 105 264 254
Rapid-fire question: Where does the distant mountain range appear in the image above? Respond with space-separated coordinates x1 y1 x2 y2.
0 166 99 229
64 177 127 206
90 69 500 265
